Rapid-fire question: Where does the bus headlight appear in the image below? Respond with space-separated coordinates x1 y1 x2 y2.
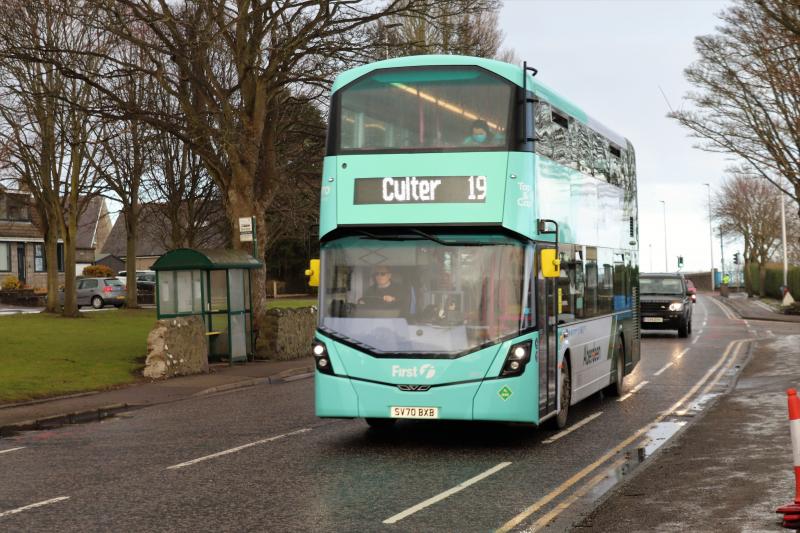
312 340 334 375
668 302 684 312
501 340 533 378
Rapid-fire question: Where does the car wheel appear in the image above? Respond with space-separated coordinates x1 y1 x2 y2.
549 357 571 429
365 418 397 429
91 296 104 309
605 338 626 397
678 318 689 338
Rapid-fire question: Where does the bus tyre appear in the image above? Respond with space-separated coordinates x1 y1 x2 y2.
550 358 571 429
678 319 689 338
605 339 625 397
365 418 397 429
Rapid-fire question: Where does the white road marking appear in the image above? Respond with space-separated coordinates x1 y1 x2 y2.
753 300 774 312
617 380 649 402
691 335 700 345
543 412 604 444
383 462 511 524
0 447 24 455
653 362 674 376
167 428 311 470
675 348 689 360
0 497 70 519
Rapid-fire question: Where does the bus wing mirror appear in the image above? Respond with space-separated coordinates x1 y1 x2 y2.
541 249 560 278
305 259 320 287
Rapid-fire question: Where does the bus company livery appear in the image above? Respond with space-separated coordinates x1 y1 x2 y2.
310 55 640 429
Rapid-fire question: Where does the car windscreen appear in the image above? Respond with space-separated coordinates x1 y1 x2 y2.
640 277 683 295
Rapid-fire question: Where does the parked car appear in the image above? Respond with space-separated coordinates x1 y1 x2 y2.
117 270 155 285
59 277 127 309
639 273 693 338
686 279 697 303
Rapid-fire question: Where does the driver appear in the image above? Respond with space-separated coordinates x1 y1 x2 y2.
359 266 408 311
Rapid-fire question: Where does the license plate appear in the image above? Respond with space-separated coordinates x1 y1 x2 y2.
643 317 663 323
390 406 439 419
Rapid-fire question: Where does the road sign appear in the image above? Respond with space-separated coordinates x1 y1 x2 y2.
239 217 253 242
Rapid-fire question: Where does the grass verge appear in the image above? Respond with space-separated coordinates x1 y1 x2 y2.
0 309 155 404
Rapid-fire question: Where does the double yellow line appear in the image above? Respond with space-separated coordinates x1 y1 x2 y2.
496 337 751 532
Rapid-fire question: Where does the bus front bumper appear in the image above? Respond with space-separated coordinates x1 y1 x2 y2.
315 370 539 424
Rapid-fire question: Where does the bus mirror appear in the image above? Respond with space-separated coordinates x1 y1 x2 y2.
305 259 320 287
541 249 560 278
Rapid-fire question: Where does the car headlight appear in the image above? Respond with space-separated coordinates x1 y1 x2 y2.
669 302 683 311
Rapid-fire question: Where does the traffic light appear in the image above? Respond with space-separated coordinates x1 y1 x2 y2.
733 252 739 265
677 255 684 269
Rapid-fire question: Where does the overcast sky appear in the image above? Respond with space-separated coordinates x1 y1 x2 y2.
499 0 735 273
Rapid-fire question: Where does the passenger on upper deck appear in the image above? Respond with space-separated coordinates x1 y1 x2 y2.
463 119 492 145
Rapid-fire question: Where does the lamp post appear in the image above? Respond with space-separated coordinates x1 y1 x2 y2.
703 183 714 289
660 200 668 271
781 193 789 287
382 22 402 59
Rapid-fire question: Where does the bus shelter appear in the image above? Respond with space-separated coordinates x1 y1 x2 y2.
152 248 261 363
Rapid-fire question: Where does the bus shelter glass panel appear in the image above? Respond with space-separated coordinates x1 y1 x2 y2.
228 268 247 361
208 270 229 358
177 270 193 313
159 271 176 315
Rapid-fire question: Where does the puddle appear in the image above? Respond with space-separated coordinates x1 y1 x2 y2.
674 393 721 417
640 420 688 457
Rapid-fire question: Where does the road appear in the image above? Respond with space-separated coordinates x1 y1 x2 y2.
0 295 794 532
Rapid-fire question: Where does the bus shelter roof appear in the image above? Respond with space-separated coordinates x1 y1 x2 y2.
151 248 262 271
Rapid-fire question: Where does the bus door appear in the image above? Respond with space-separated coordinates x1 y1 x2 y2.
537 244 558 418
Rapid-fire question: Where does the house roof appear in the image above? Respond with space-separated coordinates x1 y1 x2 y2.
76 196 104 250
102 202 228 259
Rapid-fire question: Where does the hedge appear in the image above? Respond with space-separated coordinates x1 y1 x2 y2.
746 264 800 298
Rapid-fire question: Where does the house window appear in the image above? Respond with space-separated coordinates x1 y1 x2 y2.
33 243 64 272
35 244 45 272
0 242 10 271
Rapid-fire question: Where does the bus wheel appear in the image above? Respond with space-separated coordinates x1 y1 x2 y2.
365 418 397 429
551 358 571 429
605 339 626 397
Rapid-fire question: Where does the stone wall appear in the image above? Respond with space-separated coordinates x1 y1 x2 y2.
261 307 316 361
144 315 209 379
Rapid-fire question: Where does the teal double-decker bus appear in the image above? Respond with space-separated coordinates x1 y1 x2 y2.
311 55 639 429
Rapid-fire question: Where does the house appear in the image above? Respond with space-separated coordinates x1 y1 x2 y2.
0 188 111 290
101 203 227 272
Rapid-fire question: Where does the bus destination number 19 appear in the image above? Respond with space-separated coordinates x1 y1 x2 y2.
354 176 487 205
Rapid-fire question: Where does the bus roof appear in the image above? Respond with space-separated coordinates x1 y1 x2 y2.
330 54 629 149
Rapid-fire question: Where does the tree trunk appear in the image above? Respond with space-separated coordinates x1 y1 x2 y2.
743 259 753 297
61 212 79 317
226 186 268 356
43 220 59 313
124 203 139 308
758 263 767 298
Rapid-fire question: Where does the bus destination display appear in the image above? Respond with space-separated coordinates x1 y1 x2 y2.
353 175 487 204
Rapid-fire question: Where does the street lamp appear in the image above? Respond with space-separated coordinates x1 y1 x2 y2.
703 183 714 290
660 200 668 271
382 22 402 60
781 191 789 288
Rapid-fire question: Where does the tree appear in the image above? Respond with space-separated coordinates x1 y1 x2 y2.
671 0 800 222
376 0 511 60
712 172 783 296
0 0 106 316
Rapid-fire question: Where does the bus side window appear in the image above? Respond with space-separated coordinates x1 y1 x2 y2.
584 247 598 318
534 101 554 159
597 248 614 315
551 110 570 165
569 120 592 175
609 144 623 186
591 131 609 182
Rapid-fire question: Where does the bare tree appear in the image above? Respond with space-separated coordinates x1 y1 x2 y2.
671 0 800 223
712 172 783 295
0 0 106 315
376 0 510 60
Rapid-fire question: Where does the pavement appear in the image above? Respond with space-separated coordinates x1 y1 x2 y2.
575 311 800 530
717 292 800 323
0 356 314 435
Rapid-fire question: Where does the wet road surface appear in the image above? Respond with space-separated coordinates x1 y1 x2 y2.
0 295 791 531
